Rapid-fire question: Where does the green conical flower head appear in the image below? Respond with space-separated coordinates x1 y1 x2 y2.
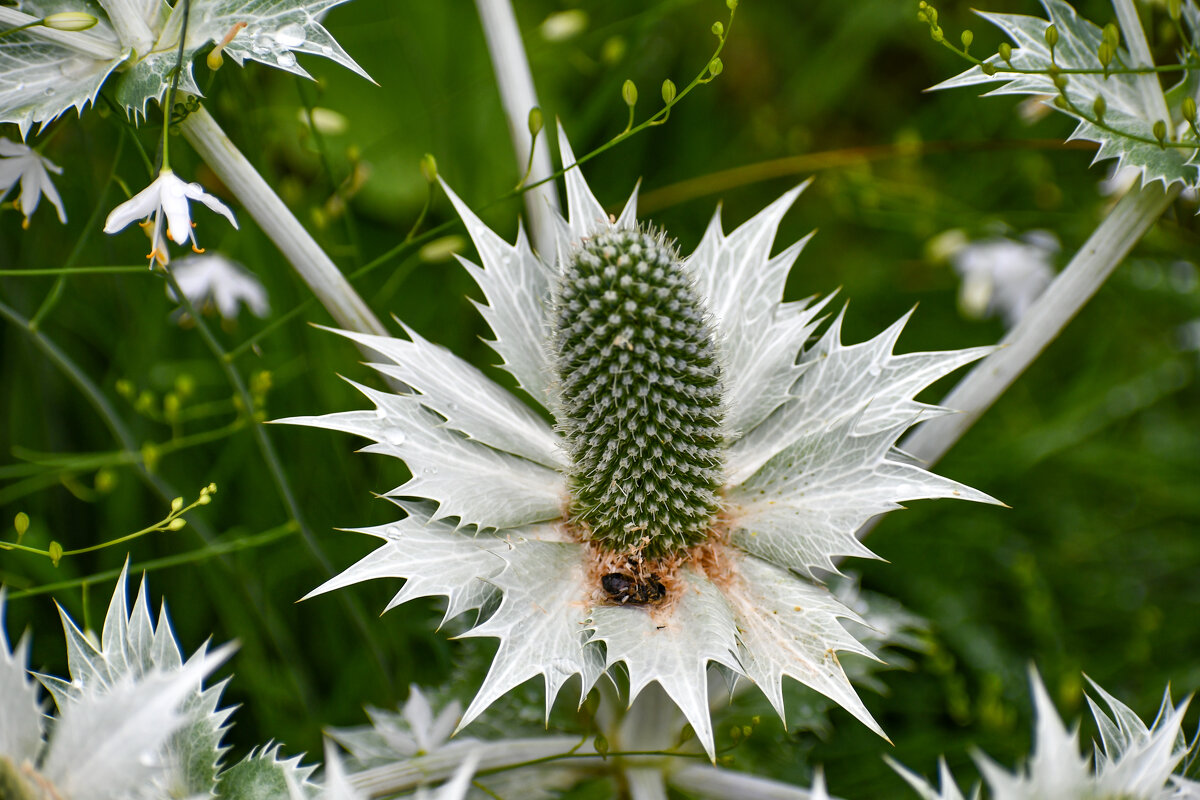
552 227 724 558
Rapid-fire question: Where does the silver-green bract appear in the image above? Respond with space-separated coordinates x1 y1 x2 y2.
933 0 1200 189
890 668 1200 800
0 0 370 137
553 227 724 557
284 126 999 759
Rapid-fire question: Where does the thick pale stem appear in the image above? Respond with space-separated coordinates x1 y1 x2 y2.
669 765 839 800
1111 0 1172 131
97 0 154 55
901 180 1179 467
347 738 599 796
0 8 122 60
474 0 560 258
628 769 670 800
179 105 389 338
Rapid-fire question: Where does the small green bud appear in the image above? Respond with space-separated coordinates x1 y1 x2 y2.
1183 96 1197 122
168 518 187 531
1045 24 1058 49
961 29 974 50
726 0 737 10
14 512 29 539
94 469 116 493
48 541 63 566
1103 22 1120 49
1153 119 1168 144
708 57 724 76
1054 95 1069 109
930 26 944 43
1093 94 1107 120
661 78 677 104
981 61 998 76
42 11 98 31
115 378 135 398
527 106 544 137
999 41 1013 64
1169 0 1182 21
711 21 724 37
171 496 184 513
1052 72 1068 92
1098 41 1114 67
419 153 437 184
622 78 638 107
927 7 938 26
594 734 610 757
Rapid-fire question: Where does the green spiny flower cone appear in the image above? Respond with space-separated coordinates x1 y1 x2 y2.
552 227 724 558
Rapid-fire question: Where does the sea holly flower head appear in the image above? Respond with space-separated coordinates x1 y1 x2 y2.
0 564 235 800
0 0 371 136
932 0 1200 189
891 668 1200 800
0 136 67 227
103 168 237 266
284 126 999 759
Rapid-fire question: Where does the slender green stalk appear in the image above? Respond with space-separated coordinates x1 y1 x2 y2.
473 0 560 257
178 105 390 338
900 180 1179 467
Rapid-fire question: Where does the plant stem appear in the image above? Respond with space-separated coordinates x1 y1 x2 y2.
669 765 838 800
0 7 121 59
1111 0 1173 132
474 0 560 258
900 180 1179 468
178 105 389 339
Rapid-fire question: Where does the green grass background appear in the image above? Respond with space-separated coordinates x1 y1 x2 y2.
2 0 1198 795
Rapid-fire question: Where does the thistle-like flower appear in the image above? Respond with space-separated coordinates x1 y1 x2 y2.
284 128 998 758
103 169 238 266
0 137 66 227
891 668 1200 800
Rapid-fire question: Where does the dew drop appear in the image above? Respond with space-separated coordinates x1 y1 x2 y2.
421 466 438 476
867 364 881 378
375 407 388 419
275 51 297 68
43 87 56 97
385 525 402 538
385 430 406 446
320 45 333 56
274 22 307 47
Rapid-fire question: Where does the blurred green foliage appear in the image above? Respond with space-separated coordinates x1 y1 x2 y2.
1 0 1198 796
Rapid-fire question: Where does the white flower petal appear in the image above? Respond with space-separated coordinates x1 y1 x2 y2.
440 179 556 409
103 175 165 233
182 180 238 229
588 568 743 761
323 325 565 469
159 172 195 245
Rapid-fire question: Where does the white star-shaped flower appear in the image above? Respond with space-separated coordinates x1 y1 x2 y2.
103 169 238 267
283 126 1000 759
0 137 67 228
167 253 270 320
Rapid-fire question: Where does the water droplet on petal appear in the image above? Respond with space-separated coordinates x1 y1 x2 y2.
274 22 307 47
385 525 402 538
868 364 882 378
275 50 297 68
385 431 406 446
375 407 388 419
320 45 333 56
43 87 56 97
421 466 438 476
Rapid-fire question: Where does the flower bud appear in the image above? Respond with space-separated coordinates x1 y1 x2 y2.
1045 24 1058 49
1098 41 1114 67
527 106 544 137
1169 0 1182 21
661 78 677 104
709 56 724 76
168 518 187 530
1103 22 1120 49
622 79 638 107
1093 94 1106 120
999 41 1013 64
419 153 437 184
960 29 974 50
981 62 997 76
1183 96 1197 122
726 0 737 9
1153 119 1168 144
14 512 29 538
171 496 184 513
711 21 724 37
42 11 98 31
930 26 944 43
1052 72 1068 92
48 540 63 566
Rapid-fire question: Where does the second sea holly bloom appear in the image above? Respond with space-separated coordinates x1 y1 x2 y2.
283 127 999 758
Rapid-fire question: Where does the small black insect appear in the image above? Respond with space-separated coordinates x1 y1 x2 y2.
602 571 666 605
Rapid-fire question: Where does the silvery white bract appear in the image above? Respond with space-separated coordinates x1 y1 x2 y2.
284 126 999 759
932 0 1200 189
891 669 1200 800
0 564 234 800
0 0 370 136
